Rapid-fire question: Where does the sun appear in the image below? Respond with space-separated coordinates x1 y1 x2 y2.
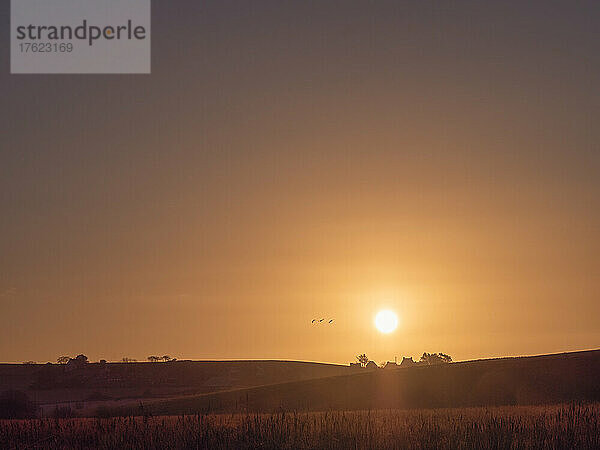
375 309 398 333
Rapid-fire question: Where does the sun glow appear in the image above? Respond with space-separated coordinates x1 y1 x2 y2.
375 310 398 333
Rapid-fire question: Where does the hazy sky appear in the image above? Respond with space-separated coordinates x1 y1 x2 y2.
1 1 599 364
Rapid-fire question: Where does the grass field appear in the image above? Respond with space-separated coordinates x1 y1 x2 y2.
2 403 598 449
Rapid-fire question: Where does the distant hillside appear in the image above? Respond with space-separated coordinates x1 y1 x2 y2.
124 350 600 416
0 360 353 408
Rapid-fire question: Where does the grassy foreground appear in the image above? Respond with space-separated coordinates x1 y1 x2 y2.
2 403 599 449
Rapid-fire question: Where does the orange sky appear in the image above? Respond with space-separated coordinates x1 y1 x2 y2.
1 1 599 364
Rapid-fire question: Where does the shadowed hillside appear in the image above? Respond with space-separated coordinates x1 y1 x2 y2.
0 360 354 413
123 350 600 416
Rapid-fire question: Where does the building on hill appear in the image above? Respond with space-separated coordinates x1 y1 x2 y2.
400 357 417 367
365 361 378 370
383 361 398 369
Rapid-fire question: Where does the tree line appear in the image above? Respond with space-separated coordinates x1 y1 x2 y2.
48 354 177 364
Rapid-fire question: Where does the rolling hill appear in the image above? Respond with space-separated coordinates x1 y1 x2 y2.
114 349 600 416
0 359 354 414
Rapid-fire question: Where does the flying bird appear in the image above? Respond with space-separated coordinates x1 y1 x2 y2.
311 318 335 325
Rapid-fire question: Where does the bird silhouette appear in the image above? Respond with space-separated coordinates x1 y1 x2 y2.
311 318 335 325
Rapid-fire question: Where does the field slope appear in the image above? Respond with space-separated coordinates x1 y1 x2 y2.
125 349 600 415
0 359 353 415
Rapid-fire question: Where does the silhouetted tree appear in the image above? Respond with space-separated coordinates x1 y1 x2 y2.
161 355 172 362
22 361 35 365
356 354 369 367
420 352 452 365
70 354 89 365
57 356 70 364
439 353 452 363
121 357 137 363
147 355 160 362
63 354 89 369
